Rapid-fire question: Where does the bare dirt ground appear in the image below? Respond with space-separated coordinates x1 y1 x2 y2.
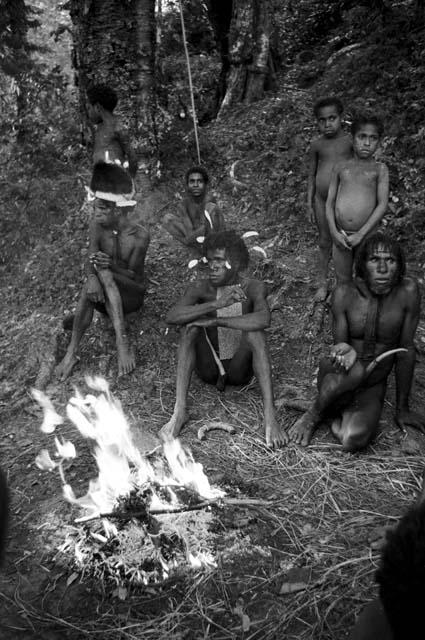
1 88 425 640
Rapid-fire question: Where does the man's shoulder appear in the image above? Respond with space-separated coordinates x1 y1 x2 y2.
332 281 358 305
184 279 211 296
399 276 420 298
243 278 267 297
368 159 388 174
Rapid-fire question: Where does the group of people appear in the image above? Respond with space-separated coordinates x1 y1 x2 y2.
7 83 418 638
55 86 423 455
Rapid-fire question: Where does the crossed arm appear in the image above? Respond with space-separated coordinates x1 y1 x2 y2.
166 281 271 332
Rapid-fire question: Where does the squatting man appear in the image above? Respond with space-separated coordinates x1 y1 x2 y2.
289 233 424 451
56 163 149 379
161 231 287 448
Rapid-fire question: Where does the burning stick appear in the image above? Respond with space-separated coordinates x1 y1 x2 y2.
74 496 273 523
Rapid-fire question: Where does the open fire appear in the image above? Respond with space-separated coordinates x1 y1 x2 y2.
33 377 225 588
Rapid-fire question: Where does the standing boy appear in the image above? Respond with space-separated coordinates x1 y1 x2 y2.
307 97 353 301
326 113 389 284
163 166 225 253
87 84 138 178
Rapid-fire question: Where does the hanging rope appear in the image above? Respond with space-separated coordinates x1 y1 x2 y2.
178 0 201 164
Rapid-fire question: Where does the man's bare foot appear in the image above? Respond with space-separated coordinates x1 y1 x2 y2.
117 342 136 376
55 352 79 381
160 409 189 441
288 411 317 446
265 414 288 448
313 284 328 303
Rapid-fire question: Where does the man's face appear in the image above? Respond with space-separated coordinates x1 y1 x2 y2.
93 198 117 224
353 124 380 160
187 172 206 198
316 106 342 138
365 245 399 295
207 248 236 287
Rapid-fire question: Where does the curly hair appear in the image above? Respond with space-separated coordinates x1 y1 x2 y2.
185 165 209 185
351 112 384 137
87 84 118 112
354 232 405 283
203 230 249 271
90 162 133 195
313 96 344 117
376 500 425 640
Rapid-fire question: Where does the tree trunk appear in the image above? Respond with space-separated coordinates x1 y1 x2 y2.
69 0 156 190
134 0 156 192
207 0 274 118
244 0 271 103
414 0 425 26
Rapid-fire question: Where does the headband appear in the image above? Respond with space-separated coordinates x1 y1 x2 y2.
85 186 137 208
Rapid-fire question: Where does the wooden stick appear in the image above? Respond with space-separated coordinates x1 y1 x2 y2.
74 496 273 524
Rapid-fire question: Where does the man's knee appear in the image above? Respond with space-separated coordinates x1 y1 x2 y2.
180 325 201 345
341 430 372 453
96 269 114 286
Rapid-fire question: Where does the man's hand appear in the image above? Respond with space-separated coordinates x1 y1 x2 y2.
86 274 105 304
332 231 351 251
330 342 357 372
306 205 315 224
216 285 247 309
395 408 425 433
90 251 112 270
187 318 217 329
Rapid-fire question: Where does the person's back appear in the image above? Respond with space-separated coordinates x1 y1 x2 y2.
87 84 137 178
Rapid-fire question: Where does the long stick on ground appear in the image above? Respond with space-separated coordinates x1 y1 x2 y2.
74 497 273 524
178 0 201 164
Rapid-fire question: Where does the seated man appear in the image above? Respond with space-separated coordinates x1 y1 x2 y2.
349 474 425 640
162 166 225 252
288 232 424 451
56 162 149 379
160 230 287 448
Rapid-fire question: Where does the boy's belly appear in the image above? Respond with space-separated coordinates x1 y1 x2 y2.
335 192 375 231
315 166 333 200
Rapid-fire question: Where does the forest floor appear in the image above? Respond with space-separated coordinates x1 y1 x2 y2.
1 82 425 640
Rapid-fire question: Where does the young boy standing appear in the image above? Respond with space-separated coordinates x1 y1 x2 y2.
87 84 138 178
326 113 389 284
307 97 353 301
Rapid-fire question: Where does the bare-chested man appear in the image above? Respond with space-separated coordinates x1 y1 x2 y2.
289 232 424 451
162 166 225 252
87 84 137 178
56 163 149 379
307 97 353 301
160 231 286 448
326 113 389 284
